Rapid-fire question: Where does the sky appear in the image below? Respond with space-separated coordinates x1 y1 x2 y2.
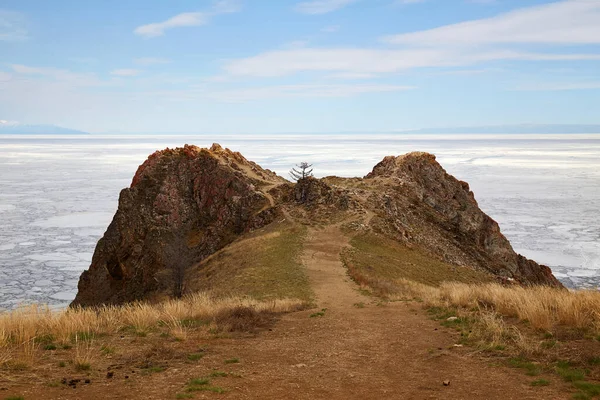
0 0 599 134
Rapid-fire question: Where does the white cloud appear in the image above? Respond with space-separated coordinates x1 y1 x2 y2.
212 0 243 13
134 1 241 38
221 1 600 80
110 69 141 77
294 0 358 15
321 25 340 33
0 119 19 125
328 72 377 79
70 57 97 64
384 0 600 46
134 12 208 38
222 48 600 77
513 82 600 91
0 10 27 42
11 64 105 86
174 83 415 102
0 71 12 81
134 57 171 65
394 0 426 5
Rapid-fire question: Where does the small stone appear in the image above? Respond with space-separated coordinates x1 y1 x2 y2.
443 380 451 386
446 317 458 321
106 371 114 379
293 363 307 368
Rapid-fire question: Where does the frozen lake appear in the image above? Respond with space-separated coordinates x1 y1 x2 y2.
0 134 599 309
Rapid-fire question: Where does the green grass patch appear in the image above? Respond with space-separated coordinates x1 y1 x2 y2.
541 340 557 349
573 382 600 397
180 318 209 328
353 302 365 308
43 344 57 351
556 361 587 382
4 396 25 400
531 379 550 387
224 358 239 364
342 233 494 291
71 331 95 342
142 366 166 375
187 353 204 361
74 362 91 371
572 393 591 400
100 345 114 355
509 357 542 376
35 334 55 344
183 377 226 395
189 378 210 386
587 357 600 366
209 371 228 378
193 222 313 302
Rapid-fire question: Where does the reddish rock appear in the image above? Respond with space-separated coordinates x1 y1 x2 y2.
72 147 561 307
71 144 284 306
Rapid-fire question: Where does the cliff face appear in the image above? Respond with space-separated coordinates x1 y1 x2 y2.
72 146 561 307
71 144 284 306
363 152 561 286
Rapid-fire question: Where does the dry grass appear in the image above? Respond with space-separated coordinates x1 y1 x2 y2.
342 233 495 291
389 279 600 356
394 280 600 334
0 293 305 369
72 335 94 370
190 222 314 302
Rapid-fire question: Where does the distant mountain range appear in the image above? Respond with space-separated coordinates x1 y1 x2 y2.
0 123 89 135
1 122 599 135
406 124 600 134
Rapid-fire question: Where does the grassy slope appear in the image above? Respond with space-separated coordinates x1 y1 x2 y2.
189 220 313 303
341 232 600 399
342 232 494 289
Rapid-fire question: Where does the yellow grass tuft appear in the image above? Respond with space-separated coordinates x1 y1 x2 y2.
0 293 306 369
394 279 600 334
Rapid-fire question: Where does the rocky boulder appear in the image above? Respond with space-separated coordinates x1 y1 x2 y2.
364 152 561 287
71 144 284 306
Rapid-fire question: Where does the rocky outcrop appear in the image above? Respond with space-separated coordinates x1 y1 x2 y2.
73 146 561 307
364 152 561 287
294 177 351 210
71 144 284 306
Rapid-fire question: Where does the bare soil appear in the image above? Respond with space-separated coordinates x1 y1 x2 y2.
1 225 571 399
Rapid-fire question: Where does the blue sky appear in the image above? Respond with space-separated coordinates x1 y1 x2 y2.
0 0 599 133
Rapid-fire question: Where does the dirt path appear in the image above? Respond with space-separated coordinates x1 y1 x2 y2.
200 226 567 399
9 225 570 400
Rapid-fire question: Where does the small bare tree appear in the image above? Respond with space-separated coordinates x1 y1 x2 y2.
289 162 313 181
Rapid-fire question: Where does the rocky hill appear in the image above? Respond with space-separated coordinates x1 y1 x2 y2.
72 144 561 307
